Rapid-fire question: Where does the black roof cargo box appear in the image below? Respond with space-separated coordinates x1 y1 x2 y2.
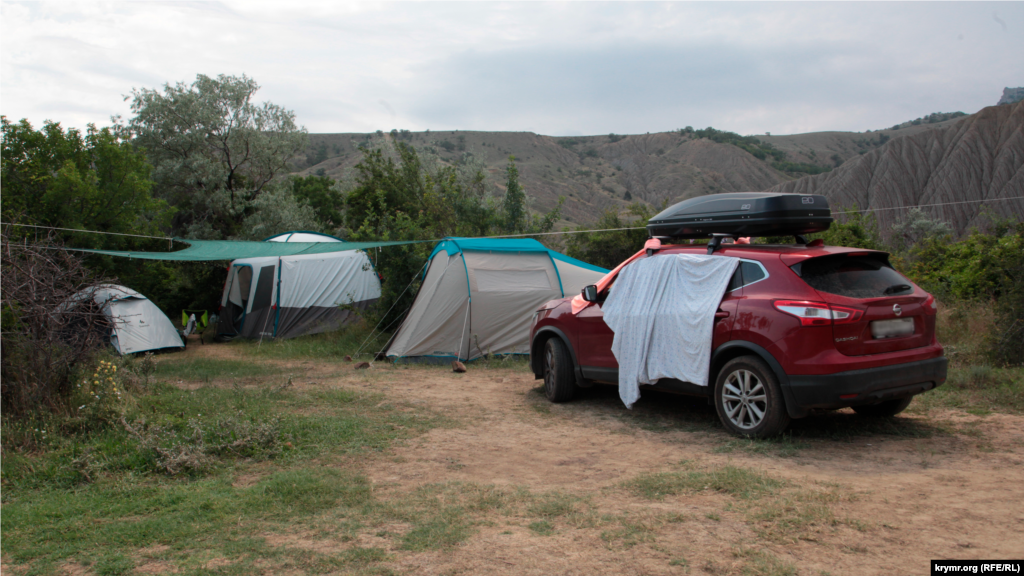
647 192 833 239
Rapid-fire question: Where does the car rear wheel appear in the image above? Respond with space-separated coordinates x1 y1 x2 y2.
543 337 575 402
852 396 913 417
714 356 790 438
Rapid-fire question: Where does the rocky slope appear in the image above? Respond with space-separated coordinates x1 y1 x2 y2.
770 101 1024 238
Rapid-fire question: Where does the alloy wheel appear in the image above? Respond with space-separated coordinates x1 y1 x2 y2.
721 369 768 430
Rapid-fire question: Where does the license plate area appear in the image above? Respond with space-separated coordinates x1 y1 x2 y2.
871 318 915 339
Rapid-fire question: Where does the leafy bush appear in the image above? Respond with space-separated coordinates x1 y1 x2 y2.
771 161 831 175
901 223 1024 365
693 127 786 162
565 203 654 270
808 208 884 250
902 223 1023 301
122 413 287 476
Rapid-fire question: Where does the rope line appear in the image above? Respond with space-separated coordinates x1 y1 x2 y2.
839 196 1024 214
5 195 1023 246
0 222 171 241
353 257 430 359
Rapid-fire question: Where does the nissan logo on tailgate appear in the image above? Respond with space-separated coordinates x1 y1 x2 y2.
893 304 902 316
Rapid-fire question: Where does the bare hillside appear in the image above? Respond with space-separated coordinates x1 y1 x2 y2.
770 102 1024 238
292 114 978 228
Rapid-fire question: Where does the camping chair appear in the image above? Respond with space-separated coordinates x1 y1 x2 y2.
181 309 209 345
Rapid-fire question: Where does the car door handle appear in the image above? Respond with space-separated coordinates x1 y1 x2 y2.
715 311 730 319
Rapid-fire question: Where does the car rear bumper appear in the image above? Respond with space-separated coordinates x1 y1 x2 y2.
786 356 948 410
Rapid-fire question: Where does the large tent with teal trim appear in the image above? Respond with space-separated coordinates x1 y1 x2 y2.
216 232 382 340
386 237 608 362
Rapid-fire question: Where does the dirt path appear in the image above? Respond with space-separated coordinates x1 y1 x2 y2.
175 345 1024 575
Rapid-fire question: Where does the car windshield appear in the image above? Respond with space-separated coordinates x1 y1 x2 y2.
794 254 913 299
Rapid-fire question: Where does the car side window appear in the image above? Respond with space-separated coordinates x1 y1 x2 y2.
727 260 768 292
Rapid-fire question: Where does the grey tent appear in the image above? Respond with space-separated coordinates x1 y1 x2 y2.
216 232 382 340
69 285 184 355
386 238 608 362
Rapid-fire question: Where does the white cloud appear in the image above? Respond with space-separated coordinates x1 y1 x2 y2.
2 1 1021 136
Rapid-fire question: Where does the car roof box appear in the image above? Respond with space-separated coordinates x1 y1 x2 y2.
647 192 833 239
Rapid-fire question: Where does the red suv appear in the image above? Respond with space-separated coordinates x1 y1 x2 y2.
529 196 948 438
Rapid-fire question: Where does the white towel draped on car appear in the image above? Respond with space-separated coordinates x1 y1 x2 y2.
602 254 740 409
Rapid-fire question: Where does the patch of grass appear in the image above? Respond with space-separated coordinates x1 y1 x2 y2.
377 482 524 552
912 365 1024 414
1 467 371 574
669 556 690 568
600 514 657 549
152 357 284 382
400 508 472 551
527 491 583 519
341 547 391 565
749 488 845 543
229 323 391 362
734 547 798 576
1 373 455 573
623 465 784 501
2 382 453 494
528 520 555 535
936 301 997 367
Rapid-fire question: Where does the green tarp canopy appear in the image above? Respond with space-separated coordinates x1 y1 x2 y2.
79 238 424 261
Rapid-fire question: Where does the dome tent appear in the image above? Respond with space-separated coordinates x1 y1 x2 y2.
386 237 608 362
216 231 382 340
68 285 184 355
264 231 347 243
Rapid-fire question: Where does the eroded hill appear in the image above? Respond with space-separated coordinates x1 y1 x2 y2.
770 102 1024 239
292 111 1007 233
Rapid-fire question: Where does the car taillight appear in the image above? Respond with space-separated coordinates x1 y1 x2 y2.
773 300 863 326
830 305 864 324
923 294 937 315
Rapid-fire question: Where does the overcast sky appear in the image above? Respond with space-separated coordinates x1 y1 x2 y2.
2 1 1022 137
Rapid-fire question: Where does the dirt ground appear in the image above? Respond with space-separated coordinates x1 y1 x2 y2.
178 345 1024 574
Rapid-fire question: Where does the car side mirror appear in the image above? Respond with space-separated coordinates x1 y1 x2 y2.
581 285 599 302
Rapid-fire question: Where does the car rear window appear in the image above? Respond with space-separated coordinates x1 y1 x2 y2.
791 254 913 298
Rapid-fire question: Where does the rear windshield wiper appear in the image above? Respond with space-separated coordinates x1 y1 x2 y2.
883 284 912 295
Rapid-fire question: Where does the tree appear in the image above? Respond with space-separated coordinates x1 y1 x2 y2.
126 74 307 239
889 207 953 252
344 142 425 233
564 203 654 270
290 174 345 230
345 143 562 330
1 117 171 245
502 156 528 234
498 155 563 236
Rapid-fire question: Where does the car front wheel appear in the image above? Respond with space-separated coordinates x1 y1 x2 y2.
543 337 575 402
714 356 790 438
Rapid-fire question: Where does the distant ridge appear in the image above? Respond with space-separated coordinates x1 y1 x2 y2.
294 116 967 228
769 102 1024 239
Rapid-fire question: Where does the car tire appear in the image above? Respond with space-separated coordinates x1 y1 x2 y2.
852 396 913 417
714 356 791 438
543 337 575 403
